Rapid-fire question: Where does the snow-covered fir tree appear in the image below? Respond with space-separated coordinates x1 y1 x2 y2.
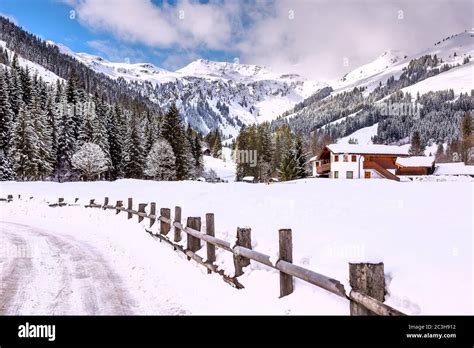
0 69 15 179
144 139 176 181
13 106 39 180
160 103 194 180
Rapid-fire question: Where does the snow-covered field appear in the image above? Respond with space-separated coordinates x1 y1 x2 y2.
1 179 473 315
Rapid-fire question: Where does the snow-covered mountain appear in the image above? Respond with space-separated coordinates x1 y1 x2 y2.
49 41 326 137
3 24 472 142
277 29 474 146
334 30 473 96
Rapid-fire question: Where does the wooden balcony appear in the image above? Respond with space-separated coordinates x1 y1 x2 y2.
316 162 331 174
363 161 400 181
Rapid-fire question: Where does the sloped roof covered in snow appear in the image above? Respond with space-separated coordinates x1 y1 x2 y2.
433 162 474 176
326 144 409 156
396 156 435 167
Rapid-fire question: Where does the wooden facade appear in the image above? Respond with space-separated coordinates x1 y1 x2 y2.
311 144 435 180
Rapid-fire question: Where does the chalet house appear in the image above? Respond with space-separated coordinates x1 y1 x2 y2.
309 144 435 181
202 147 212 156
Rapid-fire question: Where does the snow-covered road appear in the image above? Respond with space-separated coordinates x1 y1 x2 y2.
0 222 135 315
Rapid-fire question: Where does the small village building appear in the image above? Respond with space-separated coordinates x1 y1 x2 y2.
395 156 435 176
433 162 474 177
310 144 411 181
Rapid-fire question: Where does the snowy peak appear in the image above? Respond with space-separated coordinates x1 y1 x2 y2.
40 41 327 135
178 58 274 82
341 49 405 84
177 58 315 84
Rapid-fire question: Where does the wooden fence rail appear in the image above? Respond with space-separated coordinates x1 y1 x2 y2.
2 194 406 316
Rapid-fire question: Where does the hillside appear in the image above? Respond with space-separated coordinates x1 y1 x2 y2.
274 30 474 146
1 15 472 150
54 44 326 137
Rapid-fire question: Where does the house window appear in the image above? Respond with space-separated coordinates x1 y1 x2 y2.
351 155 357 162
346 171 353 179
334 155 339 162
365 171 371 179
334 171 339 179
343 154 349 162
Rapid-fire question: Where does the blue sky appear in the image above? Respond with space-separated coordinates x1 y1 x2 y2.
0 0 472 78
0 0 240 70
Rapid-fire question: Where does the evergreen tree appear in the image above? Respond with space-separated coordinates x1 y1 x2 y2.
93 95 110 157
107 105 125 179
145 139 176 181
13 106 39 180
123 112 145 178
0 69 15 179
257 122 273 181
212 130 222 158
30 85 53 179
78 101 95 145
461 111 472 164
408 131 425 156
294 135 308 178
0 148 14 180
235 125 249 181
160 103 192 180
186 126 204 175
144 110 160 154
45 95 58 174
278 145 299 181
66 67 80 105
19 67 33 106
66 68 81 142
8 57 23 118
56 93 76 180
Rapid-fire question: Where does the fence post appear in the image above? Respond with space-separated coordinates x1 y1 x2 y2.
278 229 294 297
138 203 147 223
174 206 182 242
127 198 133 219
149 202 156 228
116 200 123 214
349 262 385 315
206 213 216 274
103 197 109 209
160 208 171 235
186 217 201 258
233 227 251 277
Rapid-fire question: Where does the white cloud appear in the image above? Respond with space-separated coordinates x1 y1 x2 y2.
237 0 474 79
66 0 239 50
63 0 473 79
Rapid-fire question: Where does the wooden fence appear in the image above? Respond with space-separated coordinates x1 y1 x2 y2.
3 194 406 316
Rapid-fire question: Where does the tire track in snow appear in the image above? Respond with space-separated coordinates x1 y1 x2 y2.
0 231 33 314
0 221 136 315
